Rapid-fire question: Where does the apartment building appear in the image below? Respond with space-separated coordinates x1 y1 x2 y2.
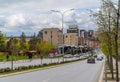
67 25 79 35
64 33 79 46
64 25 79 46
40 28 63 47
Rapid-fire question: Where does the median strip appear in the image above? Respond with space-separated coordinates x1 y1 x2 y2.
0 57 90 78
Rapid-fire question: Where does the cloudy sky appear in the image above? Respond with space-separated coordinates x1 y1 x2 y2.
0 0 117 36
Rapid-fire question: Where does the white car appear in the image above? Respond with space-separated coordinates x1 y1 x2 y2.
74 54 80 57
63 54 73 58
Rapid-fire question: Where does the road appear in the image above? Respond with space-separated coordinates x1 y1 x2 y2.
0 59 104 82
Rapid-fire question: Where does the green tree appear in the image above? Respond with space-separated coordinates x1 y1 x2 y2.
0 31 6 51
29 33 37 50
13 38 21 56
91 0 120 81
39 42 54 56
23 42 29 52
36 42 41 52
20 32 26 51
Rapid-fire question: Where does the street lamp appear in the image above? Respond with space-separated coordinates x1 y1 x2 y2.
51 9 74 61
51 9 74 31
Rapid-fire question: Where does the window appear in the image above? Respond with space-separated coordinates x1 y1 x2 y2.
45 31 47 34
66 35 68 38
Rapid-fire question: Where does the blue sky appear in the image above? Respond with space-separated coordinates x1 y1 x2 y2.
0 0 117 36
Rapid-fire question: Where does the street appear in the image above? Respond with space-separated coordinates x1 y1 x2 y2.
0 59 104 82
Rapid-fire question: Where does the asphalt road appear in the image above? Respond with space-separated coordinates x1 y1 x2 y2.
0 59 104 82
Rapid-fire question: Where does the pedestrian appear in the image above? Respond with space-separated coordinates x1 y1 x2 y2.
6 54 9 61
28 52 33 62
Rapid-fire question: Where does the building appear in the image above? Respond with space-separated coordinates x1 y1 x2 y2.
6 36 33 42
80 30 88 39
64 33 79 46
88 30 94 38
67 25 79 35
64 25 79 46
79 30 88 45
79 29 98 48
40 28 63 47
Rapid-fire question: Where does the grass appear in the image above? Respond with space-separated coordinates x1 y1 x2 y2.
104 61 120 81
106 77 120 81
107 71 116 74
0 53 50 62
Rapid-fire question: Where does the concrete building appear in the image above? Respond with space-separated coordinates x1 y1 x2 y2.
40 28 63 47
64 33 79 46
88 30 94 38
79 30 88 45
64 25 79 46
6 36 33 42
67 25 79 36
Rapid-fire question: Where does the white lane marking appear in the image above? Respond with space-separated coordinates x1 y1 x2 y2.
42 79 49 82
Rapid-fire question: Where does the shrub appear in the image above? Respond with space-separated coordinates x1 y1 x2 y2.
42 63 48 66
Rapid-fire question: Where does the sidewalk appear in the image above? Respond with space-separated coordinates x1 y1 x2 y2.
103 58 120 82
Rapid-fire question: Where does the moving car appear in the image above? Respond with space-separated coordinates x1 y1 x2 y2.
94 55 97 58
87 57 95 63
97 56 103 61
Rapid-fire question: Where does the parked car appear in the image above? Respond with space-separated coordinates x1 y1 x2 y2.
87 57 95 63
63 54 73 58
49 53 55 58
74 54 80 57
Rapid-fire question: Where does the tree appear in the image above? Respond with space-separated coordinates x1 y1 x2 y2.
23 42 29 52
0 31 6 51
20 32 26 51
90 0 120 80
13 38 21 56
36 42 41 52
29 33 37 50
39 42 54 56
114 0 120 81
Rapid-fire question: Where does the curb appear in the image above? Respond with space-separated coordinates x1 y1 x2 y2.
0 65 61 78
98 60 105 82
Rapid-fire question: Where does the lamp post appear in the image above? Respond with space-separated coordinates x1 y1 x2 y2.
51 9 74 62
10 36 14 70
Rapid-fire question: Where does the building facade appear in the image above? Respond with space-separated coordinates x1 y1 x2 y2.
64 25 79 46
40 28 63 47
67 25 79 35
64 33 79 46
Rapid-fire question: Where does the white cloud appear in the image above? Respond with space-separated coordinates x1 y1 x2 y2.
6 14 26 27
0 0 118 36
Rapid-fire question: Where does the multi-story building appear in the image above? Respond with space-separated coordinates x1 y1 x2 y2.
88 30 94 38
67 25 79 35
39 28 63 47
79 30 88 45
64 33 79 46
64 25 79 46
6 36 33 42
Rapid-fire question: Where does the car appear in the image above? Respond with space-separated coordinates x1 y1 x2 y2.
63 54 73 58
94 55 97 58
97 56 103 61
49 53 56 58
87 57 95 63
74 54 80 57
